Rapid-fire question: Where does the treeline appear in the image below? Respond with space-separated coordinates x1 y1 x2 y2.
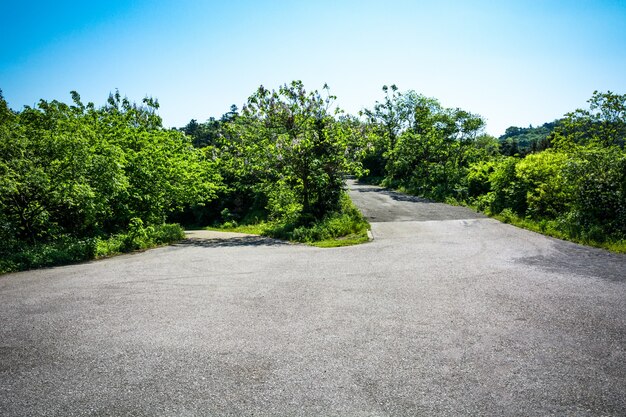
2 83 624 272
498 121 558 156
359 87 626 250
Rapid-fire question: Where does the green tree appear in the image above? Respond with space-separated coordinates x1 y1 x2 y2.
365 88 485 199
565 146 626 240
0 91 220 246
552 91 626 149
0 95 118 241
241 81 360 221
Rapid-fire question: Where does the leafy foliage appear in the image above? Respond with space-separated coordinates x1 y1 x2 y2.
179 81 364 229
94 221 185 258
263 192 369 244
0 90 219 272
240 81 361 220
564 146 626 240
552 91 626 149
3 83 625 271
0 223 185 274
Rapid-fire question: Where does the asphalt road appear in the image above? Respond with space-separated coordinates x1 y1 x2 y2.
1 180 625 416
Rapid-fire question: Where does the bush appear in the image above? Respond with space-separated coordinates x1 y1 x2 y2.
515 150 571 219
498 208 516 224
263 192 369 243
564 146 626 239
151 223 186 244
474 145 626 250
488 157 527 215
0 236 97 274
95 222 185 258
467 160 496 198
0 223 186 274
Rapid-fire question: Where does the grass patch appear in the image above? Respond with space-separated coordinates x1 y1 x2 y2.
492 209 626 253
1 222 186 274
205 223 268 235
0 236 98 274
310 233 370 248
264 193 370 247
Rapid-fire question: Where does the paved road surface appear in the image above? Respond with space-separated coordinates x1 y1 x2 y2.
1 180 625 416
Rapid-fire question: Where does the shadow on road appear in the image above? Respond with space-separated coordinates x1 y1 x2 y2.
176 236 290 248
355 185 437 204
517 239 626 282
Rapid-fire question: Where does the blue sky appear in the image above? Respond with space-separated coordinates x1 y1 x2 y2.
2 0 625 135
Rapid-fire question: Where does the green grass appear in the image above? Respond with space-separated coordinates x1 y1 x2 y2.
205 223 268 235
95 222 185 258
265 194 370 247
492 209 626 253
0 236 98 274
207 222 370 248
310 233 370 248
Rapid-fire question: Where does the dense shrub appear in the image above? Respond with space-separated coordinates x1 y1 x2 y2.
264 193 369 243
487 157 527 215
467 160 496 198
0 223 185 274
565 146 626 240
95 222 185 258
515 150 571 218
0 236 97 274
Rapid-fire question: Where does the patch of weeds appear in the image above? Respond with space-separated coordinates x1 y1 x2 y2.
310 234 370 248
95 221 185 258
491 211 626 253
0 222 187 274
0 236 97 274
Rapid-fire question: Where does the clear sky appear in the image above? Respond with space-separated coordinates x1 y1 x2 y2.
2 0 625 136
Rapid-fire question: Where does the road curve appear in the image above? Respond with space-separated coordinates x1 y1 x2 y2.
1 181 625 416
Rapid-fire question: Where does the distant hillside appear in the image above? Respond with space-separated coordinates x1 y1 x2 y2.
498 121 561 156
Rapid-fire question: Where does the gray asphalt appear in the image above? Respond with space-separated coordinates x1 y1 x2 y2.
1 180 625 416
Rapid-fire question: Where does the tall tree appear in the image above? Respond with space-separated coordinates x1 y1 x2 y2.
241 81 360 220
